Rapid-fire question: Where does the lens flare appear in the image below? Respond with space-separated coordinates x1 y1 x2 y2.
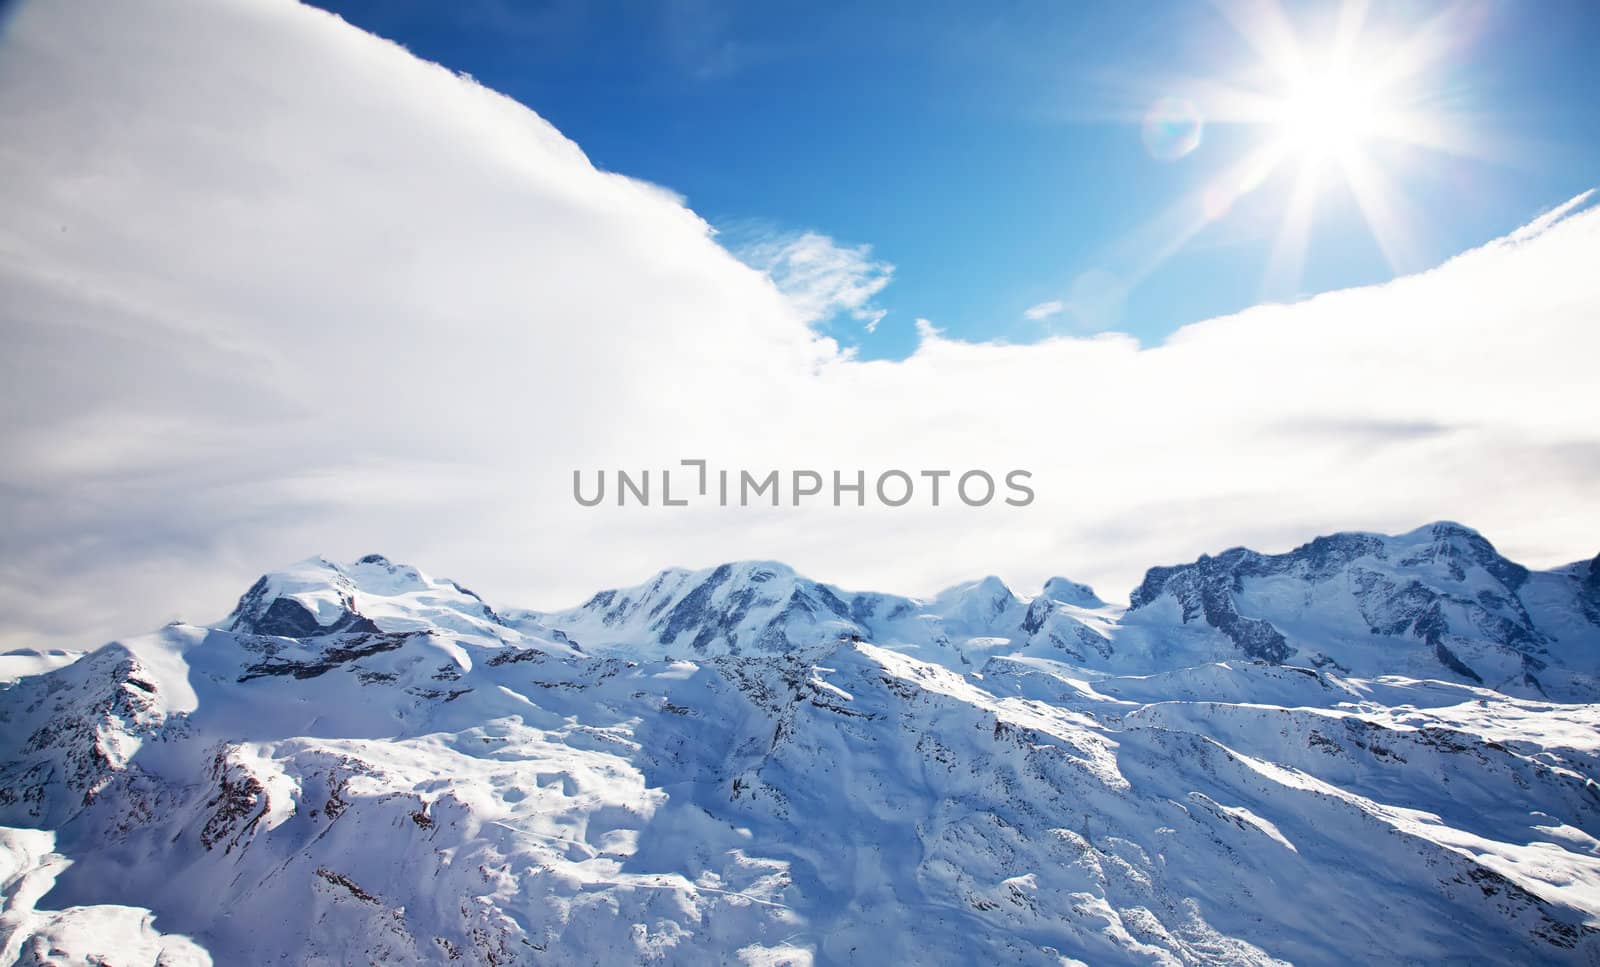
1141 96 1204 162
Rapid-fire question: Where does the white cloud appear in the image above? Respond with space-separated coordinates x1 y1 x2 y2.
1023 299 1065 321
1509 189 1596 243
737 230 893 332
1 0 1598 652
1024 270 1128 330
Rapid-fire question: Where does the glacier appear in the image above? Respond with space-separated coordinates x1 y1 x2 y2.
2 522 1600 965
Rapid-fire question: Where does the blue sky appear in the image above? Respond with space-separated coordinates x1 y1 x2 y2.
305 0 1599 359
4 0 1599 645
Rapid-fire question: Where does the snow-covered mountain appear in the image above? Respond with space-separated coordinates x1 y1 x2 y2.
3 523 1600 965
528 523 1600 699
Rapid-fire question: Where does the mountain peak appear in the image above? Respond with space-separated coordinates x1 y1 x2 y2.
1121 522 1586 689
225 554 505 641
1041 576 1103 608
934 574 1014 601
1408 519 1484 541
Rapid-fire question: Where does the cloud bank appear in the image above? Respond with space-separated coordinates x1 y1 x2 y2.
1 0 1597 651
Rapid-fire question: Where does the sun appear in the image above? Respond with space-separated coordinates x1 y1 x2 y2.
1273 60 1388 159
1126 0 1482 296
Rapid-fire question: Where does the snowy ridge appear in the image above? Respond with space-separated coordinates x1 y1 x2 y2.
0 522 1598 964
532 522 1600 699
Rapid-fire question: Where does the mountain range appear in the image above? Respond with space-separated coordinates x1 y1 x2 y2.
2 522 1599 965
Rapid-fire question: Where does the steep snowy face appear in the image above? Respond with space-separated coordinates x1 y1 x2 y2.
1124 522 1600 699
530 561 873 657
1569 552 1600 625
0 644 175 830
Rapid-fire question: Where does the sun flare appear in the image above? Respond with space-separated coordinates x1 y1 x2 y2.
1273 61 1389 158
1131 0 1482 296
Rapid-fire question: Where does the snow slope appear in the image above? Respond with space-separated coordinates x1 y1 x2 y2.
1 523 1599 964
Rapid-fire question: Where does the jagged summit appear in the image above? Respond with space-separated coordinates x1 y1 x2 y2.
1120 521 1600 696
